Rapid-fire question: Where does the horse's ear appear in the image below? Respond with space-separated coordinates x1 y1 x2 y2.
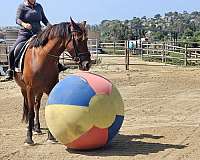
81 21 87 27
70 17 77 28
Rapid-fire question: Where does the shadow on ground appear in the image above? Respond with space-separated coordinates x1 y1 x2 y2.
67 134 186 157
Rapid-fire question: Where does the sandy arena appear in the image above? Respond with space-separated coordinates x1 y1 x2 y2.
1 57 200 160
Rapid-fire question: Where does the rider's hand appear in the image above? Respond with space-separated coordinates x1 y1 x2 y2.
22 22 32 30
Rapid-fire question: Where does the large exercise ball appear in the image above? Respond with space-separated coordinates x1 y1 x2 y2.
45 72 124 150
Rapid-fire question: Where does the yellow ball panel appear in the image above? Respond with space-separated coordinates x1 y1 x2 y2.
45 105 93 144
89 95 116 128
89 85 124 128
111 85 124 116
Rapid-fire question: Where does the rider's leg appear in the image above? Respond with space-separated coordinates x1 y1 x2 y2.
5 48 15 80
5 35 30 81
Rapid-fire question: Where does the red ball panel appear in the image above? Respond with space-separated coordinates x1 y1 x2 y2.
75 72 112 95
66 126 108 150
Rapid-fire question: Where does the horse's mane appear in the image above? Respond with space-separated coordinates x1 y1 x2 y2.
29 22 70 48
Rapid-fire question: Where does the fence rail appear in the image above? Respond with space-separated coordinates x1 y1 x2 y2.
0 44 8 66
2 38 200 71
140 42 200 66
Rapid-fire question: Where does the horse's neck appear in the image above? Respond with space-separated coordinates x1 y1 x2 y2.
43 38 65 57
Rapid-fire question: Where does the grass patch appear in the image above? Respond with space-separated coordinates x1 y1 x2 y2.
142 52 185 65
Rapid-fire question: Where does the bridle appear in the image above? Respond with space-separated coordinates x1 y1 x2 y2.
65 29 90 63
47 25 90 64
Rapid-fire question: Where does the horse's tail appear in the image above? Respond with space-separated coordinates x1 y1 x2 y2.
22 97 29 123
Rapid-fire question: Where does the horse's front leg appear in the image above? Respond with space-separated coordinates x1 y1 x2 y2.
33 93 43 134
25 87 35 145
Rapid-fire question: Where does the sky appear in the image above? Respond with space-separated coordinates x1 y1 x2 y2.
0 0 200 26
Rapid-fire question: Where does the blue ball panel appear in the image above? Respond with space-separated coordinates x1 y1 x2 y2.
47 75 96 107
107 115 124 144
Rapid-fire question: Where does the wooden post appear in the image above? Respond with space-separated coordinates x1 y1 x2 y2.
162 42 166 64
147 43 149 56
184 44 188 66
127 44 130 70
125 41 129 70
140 42 143 60
6 45 9 67
125 41 127 68
148 43 151 58
164 43 167 64
162 43 164 63
113 41 116 54
195 50 198 64
95 39 98 62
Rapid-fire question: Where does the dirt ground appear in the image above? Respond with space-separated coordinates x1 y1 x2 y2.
1 57 200 160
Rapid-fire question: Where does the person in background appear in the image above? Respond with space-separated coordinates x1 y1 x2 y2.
5 0 66 81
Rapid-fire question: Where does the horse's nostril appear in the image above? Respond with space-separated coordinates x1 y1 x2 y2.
86 62 90 69
80 61 90 71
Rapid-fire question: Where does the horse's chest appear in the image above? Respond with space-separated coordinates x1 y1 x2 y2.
40 74 58 93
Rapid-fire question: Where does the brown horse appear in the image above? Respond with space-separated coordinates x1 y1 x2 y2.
14 18 91 145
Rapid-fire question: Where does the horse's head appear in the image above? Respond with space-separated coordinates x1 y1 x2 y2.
65 18 91 71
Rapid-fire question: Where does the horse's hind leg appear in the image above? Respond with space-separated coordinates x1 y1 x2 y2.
25 86 35 145
33 93 43 134
47 131 57 143
21 89 28 123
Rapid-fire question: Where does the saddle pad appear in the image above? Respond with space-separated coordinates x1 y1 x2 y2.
14 35 37 73
14 42 30 73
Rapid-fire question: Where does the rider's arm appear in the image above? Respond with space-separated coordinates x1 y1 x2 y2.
39 4 50 26
16 4 24 26
16 4 32 30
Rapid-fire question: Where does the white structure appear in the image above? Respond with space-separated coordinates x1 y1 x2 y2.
127 38 149 49
0 65 5 76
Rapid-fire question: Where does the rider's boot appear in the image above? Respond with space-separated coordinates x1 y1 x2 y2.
58 63 68 72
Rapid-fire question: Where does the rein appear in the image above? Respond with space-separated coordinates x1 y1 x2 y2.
47 53 59 59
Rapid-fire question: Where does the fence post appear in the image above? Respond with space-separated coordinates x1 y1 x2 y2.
184 44 188 66
162 42 166 64
127 43 130 70
113 41 116 54
195 50 198 64
6 45 9 67
147 43 149 56
164 43 167 64
162 43 164 63
95 39 98 62
125 41 129 70
140 42 143 60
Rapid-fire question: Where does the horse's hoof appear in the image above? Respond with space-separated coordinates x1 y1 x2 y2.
24 143 35 146
47 139 58 144
33 130 42 135
24 139 35 146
